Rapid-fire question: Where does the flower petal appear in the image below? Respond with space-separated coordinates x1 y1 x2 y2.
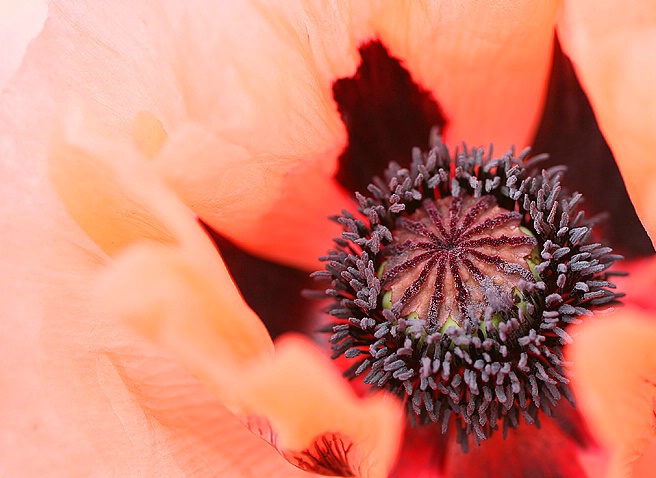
49 109 179 256
100 245 275 391
48 106 275 362
25 0 361 269
101 246 403 478
0 0 47 90
22 0 562 271
0 103 310 478
155 120 354 270
567 309 656 477
106 353 327 478
633 438 656 478
241 335 403 478
558 0 656 244
353 0 559 152
146 0 362 269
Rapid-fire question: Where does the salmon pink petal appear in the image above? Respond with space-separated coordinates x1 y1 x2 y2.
48 106 275 361
100 245 275 389
1 102 310 478
633 438 656 478
104 354 327 478
558 1 656 243
0 0 46 90
18 1 564 269
155 120 354 270
101 246 403 478
567 309 656 477
49 109 178 256
20 1 360 269
240 335 403 478
352 0 559 152
147 0 362 269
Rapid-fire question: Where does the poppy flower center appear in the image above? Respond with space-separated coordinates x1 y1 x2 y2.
381 194 536 329
314 139 623 449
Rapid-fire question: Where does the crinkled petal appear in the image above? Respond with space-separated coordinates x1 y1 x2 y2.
151 0 361 269
101 245 403 478
18 0 358 269
353 0 559 152
48 106 403 477
568 309 656 478
0 102 309 478
558 0 656 244
107 354 327 478
20 1 562 270
48 105 275 363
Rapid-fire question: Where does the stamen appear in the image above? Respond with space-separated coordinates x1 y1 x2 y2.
314 137 623 449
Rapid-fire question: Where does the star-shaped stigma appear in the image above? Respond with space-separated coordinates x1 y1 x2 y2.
381 194 538 327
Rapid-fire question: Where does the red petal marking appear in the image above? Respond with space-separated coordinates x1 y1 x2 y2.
284 433 356 477
444 416 591 478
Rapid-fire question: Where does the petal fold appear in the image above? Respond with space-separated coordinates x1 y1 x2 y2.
241 335 403 478
558 0 656 244
102 246 403 478
101 245 275 391
50 106 403 477
49 106 275 366
151 0 361 269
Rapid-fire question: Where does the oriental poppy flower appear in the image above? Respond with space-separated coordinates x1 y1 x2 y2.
1 1 656 478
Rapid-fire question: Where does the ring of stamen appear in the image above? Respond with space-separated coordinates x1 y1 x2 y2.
313 138 623 449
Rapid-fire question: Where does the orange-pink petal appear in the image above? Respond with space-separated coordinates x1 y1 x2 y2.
567 308 656 477
149 0 361 269
108 353 328 478
37 0 359 270
48 107 275 364
155 120 354 270
48 104 403 477
102 244 403 478
558 0 656 244
21 1 564 270
353 0 559 152
100 245 275 388
0 95 307 478
242 335 403 478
